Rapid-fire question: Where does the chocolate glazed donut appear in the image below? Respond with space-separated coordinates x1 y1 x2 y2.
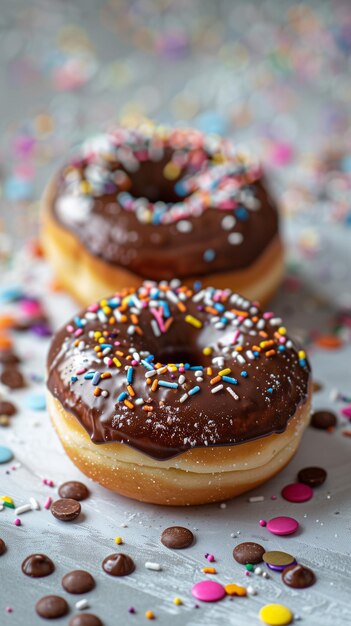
41 126 284 305
46 282 311 505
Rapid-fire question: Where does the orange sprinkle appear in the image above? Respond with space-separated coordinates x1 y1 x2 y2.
127 384 135 397
116 351 124 357
0 315 16 329
232 309 249 318
205 306 218 315
151 379 159 392
266 350 276 357
210 376 221 385
135 326 143 335
164 317 173 331
94 346 101 352
146 378 152 385
101 372 112 379
131 314 139 325
315 335 343 350
108 316 116 324
143 405 153 412
124 399 134 409
225 583 247 596
202 567 217 574
93 387 101 397
120 315 127 323
0 334 13 350
177 301 186 313
252 345 261 352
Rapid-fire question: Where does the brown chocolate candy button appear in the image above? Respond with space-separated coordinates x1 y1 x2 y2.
69 614 103 626
0 368 25 389
35 595 69 619
58 481 89 501
160 526 194 549
22 554 55 577
0 351 20 365
297 466 327 487
102 553 135 577
310 410 337 430
62 570 95 594
233 542 265 565
0 538 6 555
0 401 17 417
282 563 316 588
51 498 81 522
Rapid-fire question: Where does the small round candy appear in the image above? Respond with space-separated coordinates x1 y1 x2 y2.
297 466 327 487
233 542 265 565
282 563 316 589
281 482 313 503
259 603 293 625
267 516 299 536
191 580 226 602
310 410 336 430
263 551 295 567
0 446 14 464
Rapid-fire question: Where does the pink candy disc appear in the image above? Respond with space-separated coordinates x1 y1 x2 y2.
267 516 299 536
191 580 226 602
281 483 313 503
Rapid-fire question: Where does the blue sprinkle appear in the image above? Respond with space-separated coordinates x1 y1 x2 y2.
299 359 307 367
175 180 188 197
278 345 286 352
203 248 216 262
214 303 225 312
240 371 248 378
0 286 23 303
253 351 260 357
220 316 228 325
188 385 200 396
0 445 14 464
127 367 134 384
100 344 113 349
74 316 84 328
71 376 78 383
27 394 46 411
141 359 154 370
92 372 101 386
193 281 202 291
117 392 128 402
222 376 238 385
267 388 273 394
4 176 34 201
235 206 249 221
84 372 95 379
158 381 179 389
189 366 204 371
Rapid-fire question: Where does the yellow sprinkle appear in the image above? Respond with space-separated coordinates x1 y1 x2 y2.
173 597 182 606
98 337 105 344
127 384 135 397
202 347 212 356
145 610 155 620
218 368 231 376
298 350 306 359
80 180 92 194
185 315 202 329
113 357 122 368
94 331 102 338
163 161 181 180
202 567 217 574
124 399 134 409
1 496 13 504
114 536 123 545
103 306 112 315
278 326 287 335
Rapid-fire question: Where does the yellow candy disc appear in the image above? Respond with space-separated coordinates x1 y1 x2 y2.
259 603 293 626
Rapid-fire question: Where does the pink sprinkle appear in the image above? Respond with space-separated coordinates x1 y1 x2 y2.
106 358 113 366
5 607 13 613
74 328 83 337
263 312 274 320
88 303 99 312
76 368 87 375
114 341 121 346
131 360 138 366
341 405 351 419
44 497 52 510
206 554 215 562
66 324 74 332
259 519 267 527
13 518 21 526
43 479 54 487
245 570 251 576
271 495 277 500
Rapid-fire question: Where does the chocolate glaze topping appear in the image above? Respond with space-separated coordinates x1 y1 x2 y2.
51 126 279 280
47 282 310 461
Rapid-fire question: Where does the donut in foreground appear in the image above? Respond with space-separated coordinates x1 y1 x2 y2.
41 124 283 305
47 281 311 506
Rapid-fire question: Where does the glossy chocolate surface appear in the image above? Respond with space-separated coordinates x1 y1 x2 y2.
51 127 279 280
47 283 310 461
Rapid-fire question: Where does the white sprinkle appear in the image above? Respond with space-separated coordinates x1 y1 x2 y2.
221 215 236 230
243 319 253 328
145 370 157 378
166 290 179 304
262 571 269 579
101 390 109 397
228 232 243 245
246 585 257 596
29 497 40 510
176 220 193 233
236 354 246 364
97 310 108 323
127 324 135 335
211 384 224 394
193 289 205 303
15 504 32 515
255 567 263 575
102 347 111 356
132 352 140 362
248 496 265 503
226 387 239 400
85 312 97 320
269 317 282 326
178 375 185 385
145 562 162 571
151 320 161 337
246 350 255 360
179 393 188 403
135 398 144 406
219 503 227 509
75 599 89 610
194 370 203 377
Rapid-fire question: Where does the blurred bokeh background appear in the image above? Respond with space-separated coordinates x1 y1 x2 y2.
0 0 351 312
